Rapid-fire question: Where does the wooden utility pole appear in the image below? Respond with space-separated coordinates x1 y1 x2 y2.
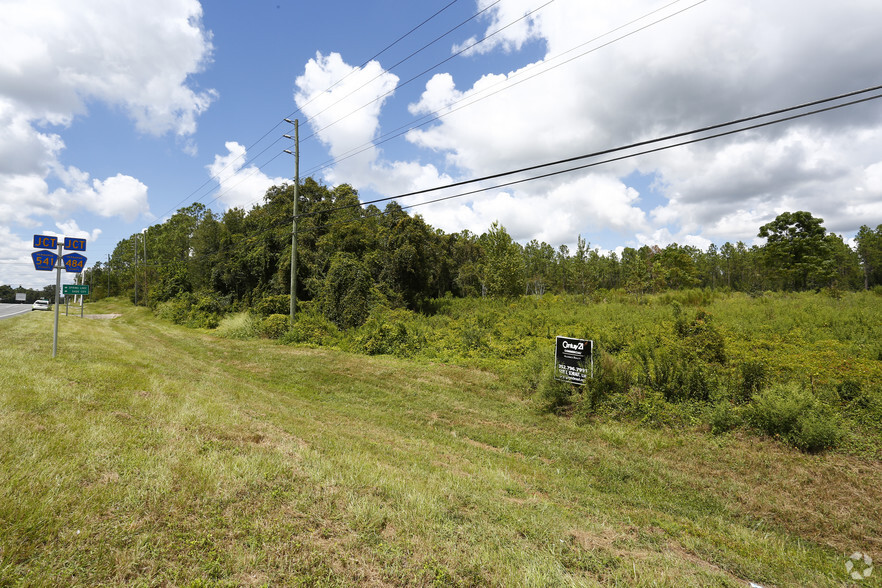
284 119 299 325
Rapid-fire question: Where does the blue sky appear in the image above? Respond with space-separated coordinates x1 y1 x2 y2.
2 0 882 289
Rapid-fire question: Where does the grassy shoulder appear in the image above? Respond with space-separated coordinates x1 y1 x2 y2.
219 290 882 458
1 299 880 586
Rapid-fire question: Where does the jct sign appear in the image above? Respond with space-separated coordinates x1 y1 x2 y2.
32 234 88 358
555 336 593 386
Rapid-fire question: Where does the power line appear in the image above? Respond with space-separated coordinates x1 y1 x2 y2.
154 0 468 221
294 0 503 129
192 0 559 215
300 0 556 144
94 88 882 277
302 0 708 178
293 84 882 223
179 0 702 217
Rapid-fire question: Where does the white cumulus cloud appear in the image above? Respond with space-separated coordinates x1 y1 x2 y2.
0 0 216 287
208 142 289 210
399 0 882 248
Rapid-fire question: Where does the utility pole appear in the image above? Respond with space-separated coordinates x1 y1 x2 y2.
284 118 299 325
142 229 148 305
133 233 138 306
107 254 111 298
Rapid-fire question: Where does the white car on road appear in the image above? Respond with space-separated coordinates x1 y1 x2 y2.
32 299 50 311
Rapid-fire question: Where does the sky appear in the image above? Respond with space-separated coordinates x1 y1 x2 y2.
2 0 882 289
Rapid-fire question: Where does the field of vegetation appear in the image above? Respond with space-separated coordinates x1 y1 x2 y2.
1 294 880 586
215 288 882 459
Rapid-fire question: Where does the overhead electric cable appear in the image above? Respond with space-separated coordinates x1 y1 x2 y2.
189 0 557 215
297 0 503 127
294 0 463 113
303 0 707 178
155 0 466 221
294 83 882 220
300 0 557 143
293 88 882 238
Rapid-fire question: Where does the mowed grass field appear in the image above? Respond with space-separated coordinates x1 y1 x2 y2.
1 301 880 587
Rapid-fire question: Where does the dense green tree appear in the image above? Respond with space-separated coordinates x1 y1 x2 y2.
318 252 375 328
856 224 882 289
96 182 876 328
657 244 700 290
758 211 831 290
478 222 524 297
523 239 555 295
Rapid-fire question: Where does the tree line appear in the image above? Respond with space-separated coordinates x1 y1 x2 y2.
71 179 882 327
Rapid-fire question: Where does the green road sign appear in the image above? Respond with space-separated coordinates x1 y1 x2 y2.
63 284 90 296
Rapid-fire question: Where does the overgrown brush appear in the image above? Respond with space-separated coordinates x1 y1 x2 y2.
215 312 258 339
746 382 842 452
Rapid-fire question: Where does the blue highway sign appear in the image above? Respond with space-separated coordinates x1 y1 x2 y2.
33 235 58 249
63 237 87 251
62 252 87 273
32 250 58 271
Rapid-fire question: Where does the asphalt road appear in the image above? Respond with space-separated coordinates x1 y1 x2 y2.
0 303 38 320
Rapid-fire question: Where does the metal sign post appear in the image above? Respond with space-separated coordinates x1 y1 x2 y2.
32 235 87 358
52 242 63 357
62 285 90 319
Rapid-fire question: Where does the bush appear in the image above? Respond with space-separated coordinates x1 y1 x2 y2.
254 294 290 317
709 401 742 434
515 345 552 396
153 292 223 328
673 306 726 364
737 360 769 403
318 253 377 329
259 314 291 339
634 345 717 403
584 351 633 410
746 382 841 452
154 295 192 325
354 307 424 357
215 312 258 339
538 374 578 414
282 307 341 347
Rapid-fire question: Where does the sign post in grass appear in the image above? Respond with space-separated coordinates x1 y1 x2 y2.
33 235 88 357
555 336 593 385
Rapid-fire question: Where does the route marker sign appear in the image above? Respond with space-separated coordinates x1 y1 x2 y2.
62 252 87 273
63 237 87 251
32 234 88 358
33 235 58 249
32 250 58 271
63 284 90 296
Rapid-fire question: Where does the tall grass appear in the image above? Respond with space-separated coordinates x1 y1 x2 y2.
1 300 880 585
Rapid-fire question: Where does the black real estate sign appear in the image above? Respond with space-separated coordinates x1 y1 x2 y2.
555 336 593 385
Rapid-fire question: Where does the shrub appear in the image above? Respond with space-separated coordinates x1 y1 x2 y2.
186 294 225 329
673 306 726 364
258 314 290 339
254 294 290 317
634 345 717 403
709 401 742 434
584 351 633 410
318 253 376 329
283 307 341 347
514 345 550 396
152 292 226 329
354 307 424 357
215 312 258 339
746 382 841 452
737 360 769 402
538 374 578 414
837 379 862 402
154 295 192 325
